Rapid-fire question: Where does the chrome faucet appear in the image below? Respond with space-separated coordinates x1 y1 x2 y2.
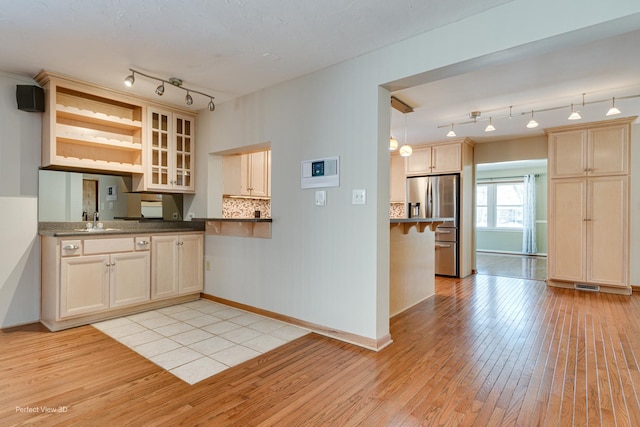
93 212 99 229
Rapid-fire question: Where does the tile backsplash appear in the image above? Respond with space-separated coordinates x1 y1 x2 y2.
390 203 405 219
223 197 271 218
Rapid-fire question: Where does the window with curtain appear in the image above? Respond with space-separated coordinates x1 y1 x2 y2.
476 180 524 229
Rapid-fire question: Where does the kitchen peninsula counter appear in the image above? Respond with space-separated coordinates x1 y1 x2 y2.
389 218 451 317
196 218 272 239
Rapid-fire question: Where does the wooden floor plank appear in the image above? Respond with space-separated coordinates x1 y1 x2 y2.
3 275 640 425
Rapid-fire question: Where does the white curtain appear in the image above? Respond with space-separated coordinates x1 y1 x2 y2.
522 174 537 254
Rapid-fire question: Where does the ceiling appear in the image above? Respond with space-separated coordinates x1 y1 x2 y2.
391 29 640 145
1 2 639 147
0 0 509 109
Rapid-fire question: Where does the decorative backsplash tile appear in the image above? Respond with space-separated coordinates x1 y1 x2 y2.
223 197 271 218
390 203 405 219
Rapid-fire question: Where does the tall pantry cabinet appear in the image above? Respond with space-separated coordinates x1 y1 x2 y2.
546 117 635 295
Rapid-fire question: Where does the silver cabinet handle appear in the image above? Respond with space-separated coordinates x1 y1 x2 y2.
137 240 149 245
62 245 79 250
436 243 452 248
436 230 451 234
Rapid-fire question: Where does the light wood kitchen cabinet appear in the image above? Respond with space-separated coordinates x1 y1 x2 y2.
110 251 150 308
151 233 203 300
405 142 462 176
390 153 406 203
52 236 150 319
548 120 629 178
135 108 196 193
223 149 271 197
41 232 201 331
548 176 628 288
546 117 634 294
241 150 270 197
35 71 144 174
60 254 110 318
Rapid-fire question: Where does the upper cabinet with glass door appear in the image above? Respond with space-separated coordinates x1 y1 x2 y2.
134 107 195 193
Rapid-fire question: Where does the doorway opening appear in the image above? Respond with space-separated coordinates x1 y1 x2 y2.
475 160 547 281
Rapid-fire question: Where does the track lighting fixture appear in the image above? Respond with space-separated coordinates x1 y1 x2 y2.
606 97 621 116
124 72 135 87
446 123 456 137
389 136 398 151
484 117 495 132
123 68 215 111
436 91 639 135
526 110 539 128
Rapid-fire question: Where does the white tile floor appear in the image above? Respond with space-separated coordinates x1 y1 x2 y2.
92 299 309 385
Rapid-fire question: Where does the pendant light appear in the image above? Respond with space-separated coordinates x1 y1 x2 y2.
399 113 412 157
526 110 539 128
446 123 456 137
568 103 582 120
389 136 398 151
484 117 495 132
606 97 621 116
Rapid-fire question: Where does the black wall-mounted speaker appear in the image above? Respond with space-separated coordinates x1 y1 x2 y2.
16 85 45 112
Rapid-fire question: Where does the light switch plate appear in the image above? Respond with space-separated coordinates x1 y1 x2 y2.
315 190 326 206
352 189 366 205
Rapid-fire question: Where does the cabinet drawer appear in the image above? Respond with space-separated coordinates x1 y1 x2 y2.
60 240 82 257
84 237 134 254
135 236 151 251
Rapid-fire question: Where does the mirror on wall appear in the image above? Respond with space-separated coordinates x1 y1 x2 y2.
38 170 183 222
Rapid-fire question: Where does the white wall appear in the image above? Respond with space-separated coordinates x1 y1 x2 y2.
0 71 41 328
194 2 640 343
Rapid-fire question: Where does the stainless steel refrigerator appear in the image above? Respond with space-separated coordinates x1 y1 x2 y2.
406 174 459 277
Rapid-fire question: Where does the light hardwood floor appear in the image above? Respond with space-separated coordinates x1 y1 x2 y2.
2 274 640 426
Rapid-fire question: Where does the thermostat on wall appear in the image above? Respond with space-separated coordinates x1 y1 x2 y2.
301 156 339 189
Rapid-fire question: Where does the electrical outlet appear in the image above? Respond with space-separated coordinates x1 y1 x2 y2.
352 189 366 205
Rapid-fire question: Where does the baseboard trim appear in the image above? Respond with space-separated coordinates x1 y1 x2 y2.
201 293 393 352
547 280 632 296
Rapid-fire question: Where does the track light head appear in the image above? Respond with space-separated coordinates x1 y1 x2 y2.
155 83 165 96
446 126 456 137
568 104 582 120
484 117 495 132
606 97 621 116
124 72 135 87
208 98 215 112
185 91 193 106
527 111 539 128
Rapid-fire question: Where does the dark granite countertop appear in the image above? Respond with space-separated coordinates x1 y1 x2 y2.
194 218 273 223
39 221 205 237
390 218 454 223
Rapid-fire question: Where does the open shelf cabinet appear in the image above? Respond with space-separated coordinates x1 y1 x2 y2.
35 71 145 173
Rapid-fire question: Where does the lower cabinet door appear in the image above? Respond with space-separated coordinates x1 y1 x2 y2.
110 252 150 308
60 255 109 318
151 235 180 299
179 234 204 294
